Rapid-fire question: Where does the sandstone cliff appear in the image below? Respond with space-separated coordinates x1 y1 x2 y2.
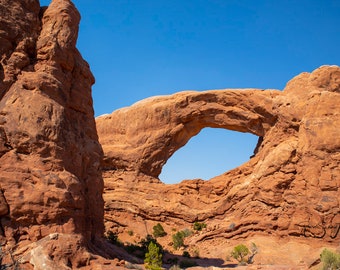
0 0 105 268
97 65 340 264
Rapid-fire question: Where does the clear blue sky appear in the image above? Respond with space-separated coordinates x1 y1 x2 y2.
41 0 340 183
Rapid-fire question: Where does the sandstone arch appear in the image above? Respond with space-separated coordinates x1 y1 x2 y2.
98 65 340 243
97 89 279 178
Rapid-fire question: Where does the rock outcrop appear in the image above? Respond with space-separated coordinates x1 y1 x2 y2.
0 0 105 267
97 66 340 253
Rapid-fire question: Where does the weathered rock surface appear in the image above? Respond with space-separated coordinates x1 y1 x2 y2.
0 0 107 268
97 65 340 263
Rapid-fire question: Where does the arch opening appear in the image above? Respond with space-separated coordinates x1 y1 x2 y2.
40 0 52 6
159 128 259 184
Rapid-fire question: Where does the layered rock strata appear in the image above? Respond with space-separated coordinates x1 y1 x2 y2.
0 0 104 267
98 65 340 243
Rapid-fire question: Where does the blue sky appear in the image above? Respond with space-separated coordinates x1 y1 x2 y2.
40 0 340 183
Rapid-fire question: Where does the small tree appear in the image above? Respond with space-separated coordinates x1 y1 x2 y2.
231 244 249 265
172 231 185 250
193 221 206 231
172 229 193 250
153 223 167 238
320 248 340 270
144 242 163 270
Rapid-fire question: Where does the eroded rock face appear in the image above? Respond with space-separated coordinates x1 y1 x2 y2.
97 65 340 246
0 0 104 267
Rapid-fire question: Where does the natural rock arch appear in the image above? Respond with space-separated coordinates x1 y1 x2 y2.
98 65 340 242
97 89 279 178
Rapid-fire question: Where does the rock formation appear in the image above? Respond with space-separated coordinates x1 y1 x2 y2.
0 0 106 268
1 0 339 267
97 65 340 263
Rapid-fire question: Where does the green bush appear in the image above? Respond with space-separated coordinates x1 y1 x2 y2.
193 221 207 231
172 231 185 250
172 229 193 250
144 242 163 270
320 248 340 270
231 244 249 264
152 223 167 238
229 243 258 265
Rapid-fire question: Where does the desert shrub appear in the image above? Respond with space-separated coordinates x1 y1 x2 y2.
193 221 207 231
128 230 134 236
179 259 198 268
320 248 340 270
144 242 163 270
152 223 167 238
172 231 184 250
231 244 249 264
172 229 193 250
229 242 258 265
